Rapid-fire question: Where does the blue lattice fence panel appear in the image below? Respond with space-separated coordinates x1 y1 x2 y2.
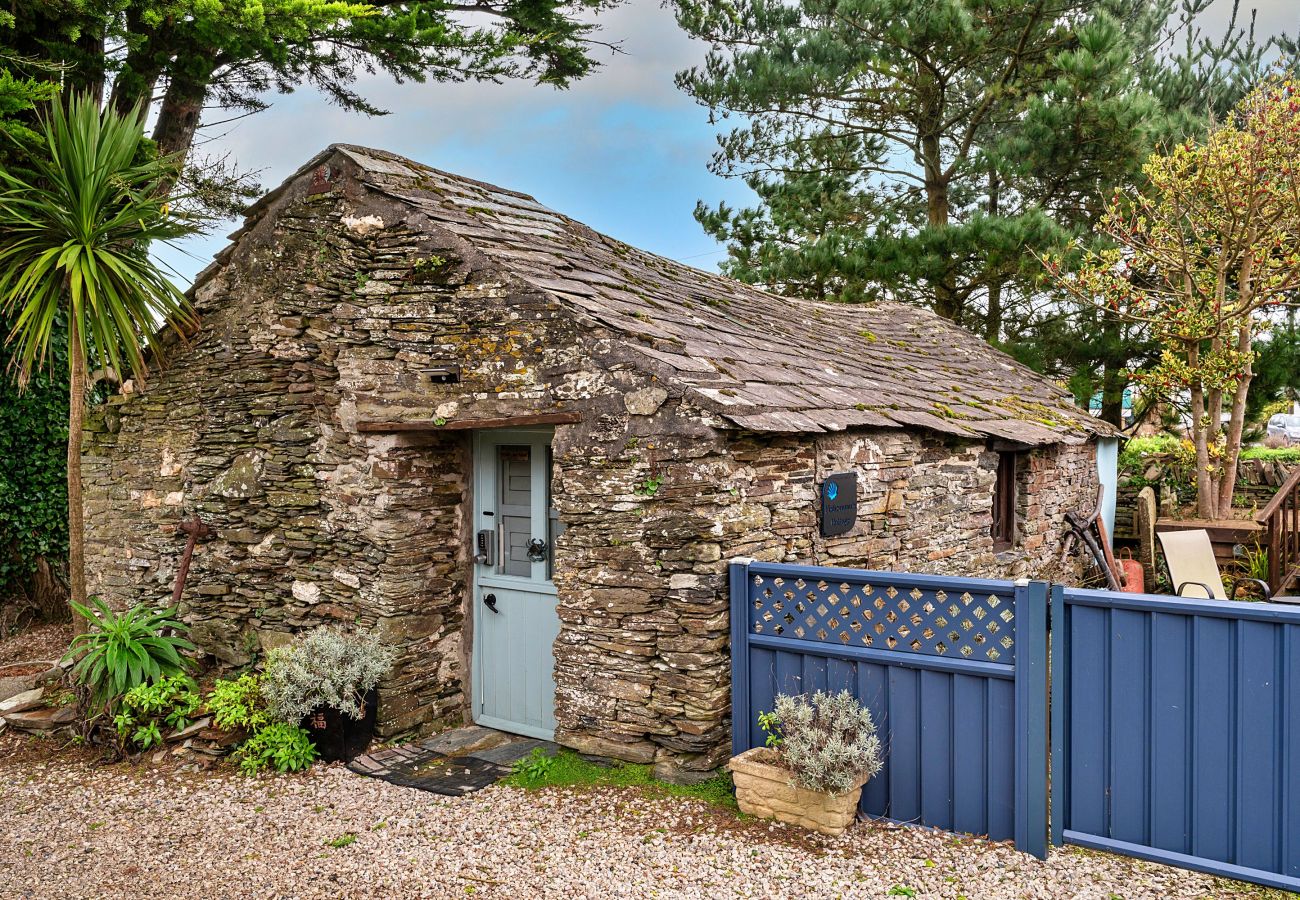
1051 587 1300 893
746 570 1018 663
730 560 1049 855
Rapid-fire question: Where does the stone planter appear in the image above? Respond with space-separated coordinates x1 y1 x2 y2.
728 747 871 836
300 689 378 763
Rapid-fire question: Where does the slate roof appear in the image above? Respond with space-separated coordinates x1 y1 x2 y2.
208 145 1109 446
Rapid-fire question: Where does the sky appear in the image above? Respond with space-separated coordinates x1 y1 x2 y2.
159 0 1298 287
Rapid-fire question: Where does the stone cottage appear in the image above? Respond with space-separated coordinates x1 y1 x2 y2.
84 145 1109 781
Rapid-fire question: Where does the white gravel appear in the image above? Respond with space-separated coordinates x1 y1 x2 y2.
0 752 1265 899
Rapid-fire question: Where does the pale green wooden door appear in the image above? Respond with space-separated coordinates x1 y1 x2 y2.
471 429 560 739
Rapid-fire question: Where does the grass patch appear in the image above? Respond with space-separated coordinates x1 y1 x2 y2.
501 748 738 812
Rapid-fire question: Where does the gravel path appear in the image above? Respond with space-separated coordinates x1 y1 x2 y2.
0 741 1271 900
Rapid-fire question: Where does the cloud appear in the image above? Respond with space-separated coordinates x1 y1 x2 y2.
161 1 745 283
160 0 1297 285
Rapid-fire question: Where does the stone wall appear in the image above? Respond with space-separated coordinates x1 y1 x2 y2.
83 151 1099 775
549 421 1098 781
83 158 642 736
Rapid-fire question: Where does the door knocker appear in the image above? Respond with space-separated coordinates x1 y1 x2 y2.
526 537 548 562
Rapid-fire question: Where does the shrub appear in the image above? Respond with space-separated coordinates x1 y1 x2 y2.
1240 446 1300 463
761 690 883 795
0 332 68 616
233 722 318 776
65 598 194 707
113 674 202 751
262 627 395 723
206 673 271 733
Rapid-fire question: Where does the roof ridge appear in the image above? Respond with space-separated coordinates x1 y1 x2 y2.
196 145 1111 443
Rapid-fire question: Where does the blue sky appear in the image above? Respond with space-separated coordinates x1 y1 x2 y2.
159 0 1296 287
161 2 753 283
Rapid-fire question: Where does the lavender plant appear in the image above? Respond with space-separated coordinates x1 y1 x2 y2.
262 627 396 723
761 690 883 795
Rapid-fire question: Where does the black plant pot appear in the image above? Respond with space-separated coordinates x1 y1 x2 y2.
301 689 378 763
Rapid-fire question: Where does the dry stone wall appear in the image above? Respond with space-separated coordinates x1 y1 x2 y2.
549 420 1097 781
82 152 1099 776
83 162 633 736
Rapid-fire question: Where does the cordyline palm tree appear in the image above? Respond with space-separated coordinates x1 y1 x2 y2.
0 94 199 617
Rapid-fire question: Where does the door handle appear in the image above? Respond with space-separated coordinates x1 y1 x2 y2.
483 593 499 614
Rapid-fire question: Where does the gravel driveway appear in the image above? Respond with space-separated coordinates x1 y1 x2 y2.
0 742 1272 900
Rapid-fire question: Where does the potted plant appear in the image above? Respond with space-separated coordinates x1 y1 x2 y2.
261 627 395 762
728 689 884 836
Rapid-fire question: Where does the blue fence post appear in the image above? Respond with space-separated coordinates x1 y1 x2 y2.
729 557 753 757
1014 579 1050 859
1049 583 1067 848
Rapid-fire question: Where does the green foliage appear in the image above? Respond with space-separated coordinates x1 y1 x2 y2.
1248 311 1300 423
764 690 883 795
0 57 58 173
1119 434 1193 474
0 94 198 388
1118 434 1196 503
233 722 319 776
207 672 319 777
262 626 395 723
205 673 271 733
325 832 357 849
635 473 664 497
676 0 1279 321
501 748 738 812
1240 447 1300 463
511 747 557 782
113 673 202 750
0 333 67 598
4 0 620 213
757 710 781 748
64 598 194 707
1242 544 1270 584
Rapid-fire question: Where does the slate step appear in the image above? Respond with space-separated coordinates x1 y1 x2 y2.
349 726 559 797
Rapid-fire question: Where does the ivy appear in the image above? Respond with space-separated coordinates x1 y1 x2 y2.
0 321 68 599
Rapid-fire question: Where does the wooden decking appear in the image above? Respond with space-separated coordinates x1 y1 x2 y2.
1155 517 1263 566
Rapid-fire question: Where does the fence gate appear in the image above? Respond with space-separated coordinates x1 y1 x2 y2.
1051 587 1300 891
729 560 1050 857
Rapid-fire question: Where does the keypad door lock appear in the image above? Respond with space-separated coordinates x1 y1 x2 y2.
526 538 548 562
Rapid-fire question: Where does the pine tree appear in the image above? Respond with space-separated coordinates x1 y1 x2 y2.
6 0 620 211
675 0 1285 423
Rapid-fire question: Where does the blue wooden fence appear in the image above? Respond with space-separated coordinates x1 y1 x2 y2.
729 559 1050 858
1051 586 1300 892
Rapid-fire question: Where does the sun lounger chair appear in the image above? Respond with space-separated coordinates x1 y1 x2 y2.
1157 528 1300 603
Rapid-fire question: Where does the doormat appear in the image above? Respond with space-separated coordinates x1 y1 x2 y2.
348 726 558 797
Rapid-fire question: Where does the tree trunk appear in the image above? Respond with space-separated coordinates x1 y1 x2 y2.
109 12 166 118
75 26 106 104
1099 360 1126 428
917 70 960 323
67 314 88 630
985 278 1003 343
1217 323 1254 515
151 74 210 165
983 172 1003 342
1189 343 1216 519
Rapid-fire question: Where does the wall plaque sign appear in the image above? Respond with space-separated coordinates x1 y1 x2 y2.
820 472 858 537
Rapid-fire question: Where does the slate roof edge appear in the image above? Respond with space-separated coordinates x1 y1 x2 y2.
188 144 1113 446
